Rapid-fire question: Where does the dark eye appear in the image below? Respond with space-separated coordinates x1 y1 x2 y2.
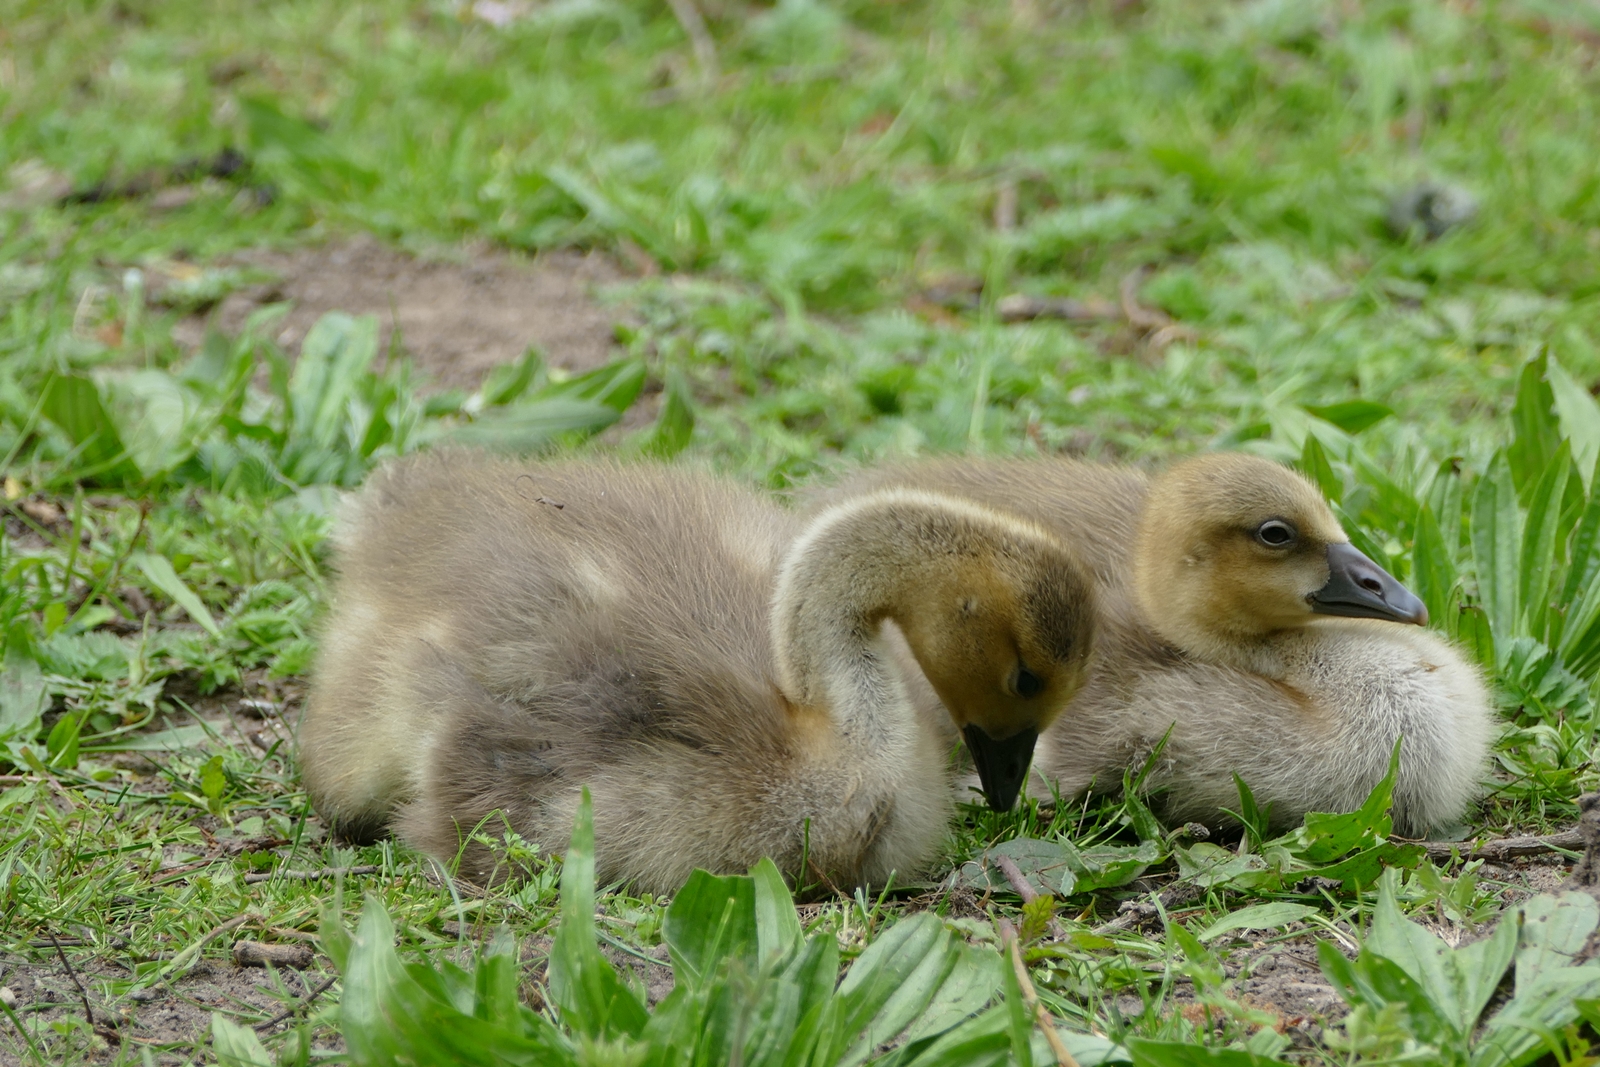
1255 520 1297 548
1014 668 1043 699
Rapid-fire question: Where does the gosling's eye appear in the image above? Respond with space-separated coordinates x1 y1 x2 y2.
1014 668 1044 699
1255 519 1297 548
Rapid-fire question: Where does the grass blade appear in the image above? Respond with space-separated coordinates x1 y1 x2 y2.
130 551 221 637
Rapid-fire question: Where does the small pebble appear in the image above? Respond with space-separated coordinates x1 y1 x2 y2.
0 987 16 1007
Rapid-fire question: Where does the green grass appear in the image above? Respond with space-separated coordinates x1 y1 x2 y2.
7 0 1600 1063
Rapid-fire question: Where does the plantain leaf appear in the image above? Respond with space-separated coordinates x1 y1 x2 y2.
751 857 802 968
1427 458 1465 556
1305 400 1394 435
549 787 649 1040
1470 452 1521 640
1196 903 1318 942
1411 503 1458 634
1298 433 1342 504
1518 442 1572 641
40 374 142 485
662 868 758 991
1548 355 1600 490
1509 351 1561 502
211 1013 274 1067
1558 486 1600 618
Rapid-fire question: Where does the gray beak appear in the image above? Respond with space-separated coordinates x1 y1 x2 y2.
1310 542 1428 626
962 724 1038 811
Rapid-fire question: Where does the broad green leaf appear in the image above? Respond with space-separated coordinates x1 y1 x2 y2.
131 551 222 637
1196 902 1318 942
549 788 649 1040
886 1007 1011 1067
835 914 960 1060
1366 868 1517 1038
1558 488 1600 617
1411 503 1458 633
1509 351 1561 501
645 369 696 457
102 368 202 479
211 1013 274 1067
1475 967 1600 1067
1427 457 1465 556
892 941 1005 1050
288 312 380 453
1470 452 1521 638
46 709 82 769
838 928 960 1067
751 857 802 967
1173 842 1271 891
1298 433 1342 504
338 896 573 1065
1293 739 1401 864
1518 443 1571 640
1305 399 1394 435
662 867 759 990
0 639 46 742
40 374 141 485
1514 892 1599 990
200 754 226 806
1458 604 1496 669
1549 355 1600 490
1318 940 1459 1051
447 399 620 452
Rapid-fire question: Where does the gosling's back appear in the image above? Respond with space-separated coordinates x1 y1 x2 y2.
300 453 951 891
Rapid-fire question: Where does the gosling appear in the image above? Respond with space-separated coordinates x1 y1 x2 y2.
820 453 1493 838
298 452 1096 893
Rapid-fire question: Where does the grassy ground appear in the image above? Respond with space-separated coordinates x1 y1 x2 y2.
6 0 1600 1063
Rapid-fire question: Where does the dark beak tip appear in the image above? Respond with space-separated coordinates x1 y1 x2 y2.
962 724 1039 812
1314 542 1429 627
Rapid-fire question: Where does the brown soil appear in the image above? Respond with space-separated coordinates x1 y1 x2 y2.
168 236 630 389
0 954 341 1064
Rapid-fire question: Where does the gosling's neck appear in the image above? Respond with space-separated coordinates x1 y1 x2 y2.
771 493 957 749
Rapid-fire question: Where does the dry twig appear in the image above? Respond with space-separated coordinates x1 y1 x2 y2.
49 933 118 1043
997 918 1081 1067
1422 829 1583 862
254 974 338 1032
992 854 1067 939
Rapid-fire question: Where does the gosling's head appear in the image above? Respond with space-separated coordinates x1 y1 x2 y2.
894 517 1097 813
1132 453 1427 661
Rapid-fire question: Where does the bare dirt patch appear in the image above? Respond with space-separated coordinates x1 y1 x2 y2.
0 951 341 1065
169 236 630 389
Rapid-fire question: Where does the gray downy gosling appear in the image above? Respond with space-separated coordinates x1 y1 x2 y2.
298 453 1097 893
